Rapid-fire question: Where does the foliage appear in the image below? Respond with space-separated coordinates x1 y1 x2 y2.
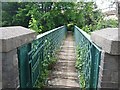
33 39 58 88
2 2 29 27
36 56 57 88
2 2 118 34
75 46 86 88
103 19 118 28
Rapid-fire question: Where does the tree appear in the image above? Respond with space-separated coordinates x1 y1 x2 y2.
2 2 117 33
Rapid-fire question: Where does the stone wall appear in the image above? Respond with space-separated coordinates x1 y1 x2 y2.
0 26 37 89
91 28 119 89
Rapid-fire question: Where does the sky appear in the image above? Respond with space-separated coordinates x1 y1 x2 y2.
95 0 119 12
96 0 115 9
76 0 118 12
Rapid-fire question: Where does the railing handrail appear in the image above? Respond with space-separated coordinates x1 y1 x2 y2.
75 25 101 51
18 25 66 88
74 26 102 88
75 26 91 40
37 26 65 39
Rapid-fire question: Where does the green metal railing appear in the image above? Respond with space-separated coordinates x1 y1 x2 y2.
74 26 101 89
17 26 66 88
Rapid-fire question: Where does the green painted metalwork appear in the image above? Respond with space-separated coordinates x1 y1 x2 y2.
18 43 32 88
74 26 101 89
17 26 66 88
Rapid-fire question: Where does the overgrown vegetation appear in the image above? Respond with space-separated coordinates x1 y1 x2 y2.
36 55 58 88
31 38 60 88
75 46 86 88
2 2 118 34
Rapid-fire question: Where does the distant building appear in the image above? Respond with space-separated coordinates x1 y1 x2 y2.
117 1 120 23
102 2 118 20
103 9 118 20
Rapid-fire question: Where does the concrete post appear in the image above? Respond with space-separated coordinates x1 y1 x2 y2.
91 28 119 89
0 26 37 89
118 1 120 28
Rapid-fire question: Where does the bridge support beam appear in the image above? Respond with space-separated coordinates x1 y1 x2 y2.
91 28 119 89
0 26 36 89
